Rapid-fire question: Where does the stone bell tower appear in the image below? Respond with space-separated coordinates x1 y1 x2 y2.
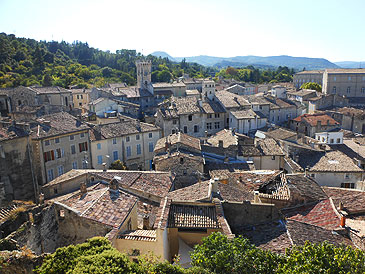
136 60 152 93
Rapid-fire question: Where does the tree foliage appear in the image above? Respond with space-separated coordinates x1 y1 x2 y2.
300 82 322 92
109 160 127 170
216 65 294 83
0 33 215 89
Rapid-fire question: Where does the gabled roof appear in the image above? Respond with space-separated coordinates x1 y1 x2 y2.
292 113 339 127
0 124 28 142
207 129 238 148
322 187 365 215
256 138 284 156
30 112 89 139
54 183 137 230
89 121 160 141
282 199 340 230
263 127 297 140
230 109 266 119
154 132 201 153
215 90 250 109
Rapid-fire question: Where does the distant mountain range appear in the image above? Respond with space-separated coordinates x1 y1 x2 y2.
334 61 365 68
150 51 357 70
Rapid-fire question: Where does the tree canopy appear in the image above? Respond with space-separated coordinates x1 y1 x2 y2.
300 82 322 92
34 233 365 274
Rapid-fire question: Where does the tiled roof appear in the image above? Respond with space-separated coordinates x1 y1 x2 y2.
335 107 365 118
325 68 365 74
43 169 89 187
301 150 363 172
282 199 340 230
89 121 160 141
167 204 221 229
154 132 201 153
215 90 250 109
295 70 324 75
0 125 28 142
118 230 156 241
207 129 238 148
256 138 284 156
292 113 339 127
322 187 365 214
30 112 89 139
168 181 211 202
238 145 262 156
172 96 201 115
153 82 186 88
55 184 137 229
216 182 253 202
287 219 353 247
287 89 317 97
231 109 265 119
92 171 173 199
117 87 153 98
285 174 328 202
207 162 256 180
30 86 71 94
264 128 297 140
201 100 226 114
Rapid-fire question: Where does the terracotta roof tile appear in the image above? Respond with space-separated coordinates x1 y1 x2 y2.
322 187 365 214
292 113 339 127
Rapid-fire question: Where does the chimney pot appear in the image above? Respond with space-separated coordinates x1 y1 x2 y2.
339 201 344 210
340 216 346 228
80 182 87 194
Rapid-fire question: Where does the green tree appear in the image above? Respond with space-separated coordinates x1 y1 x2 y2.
277 241 365 274
190 232 281 274
109 160 127 170
300 82 322 92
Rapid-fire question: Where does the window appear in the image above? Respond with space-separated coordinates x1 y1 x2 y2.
347 87 351 93
149 142 154 152
55 148 64 159
45 140 50 146
148 132 153 138
97 155 103 165
136 134 140 140
183 126 188 133
77 95 79 99
173 119 177 125
208 114 212 119
337 138 341 143
58 165 64 176
55 138 60 144
47 169 54 181
341 182 355 189
71 144 76 154
188 115 193 121
80 133 85 138
97 143 101 150
310 173 315 178
180 158 184 164
330 138 334 143
172 129 176 134
332 86 336 93
44 151 54 162
271 156 276 160
345 174 350 179
126 136 130 142
214 122 220 129
126 146 131 157
112 138 117 144
136 144 141 155
362 87 365 93
206 123 212 130
79 142 88 152
194 125 199 133
113 151 118 161
70 135 74 141
348 76 352 81
80 95 83 99
215 113 220 118
72 161 77 169
333 76 336 81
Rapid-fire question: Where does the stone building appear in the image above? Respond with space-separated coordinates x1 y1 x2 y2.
90 120 161 170
72 88 91 109
0 122 38 204
327 107 365 134
153 132 204 188
289 113 340 137
322 69 365 97
30 112 92 186
229 109 267 135
293 70 324 89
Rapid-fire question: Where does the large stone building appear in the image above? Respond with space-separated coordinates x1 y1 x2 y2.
30 112 92 185
90 119 161 170
293 70 324 89
322 69 365 97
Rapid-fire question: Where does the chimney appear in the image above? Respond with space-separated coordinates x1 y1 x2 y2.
109 177 119 191
136 120 141 131
143 214 150 230
340 216 346 228
327 119 330 126
253 191 260 203
339 201 344 210
317 120 321 128
80 182 87 194
218 140 224 148
165 137 169 152
210 178 219 193
198 99 203 107
304 167 308 177
102 163 107 172
39 193 44 204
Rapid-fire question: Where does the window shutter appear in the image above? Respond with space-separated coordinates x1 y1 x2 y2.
79 143 82 152
44 152 47 162
85 142 88 151
51 150 55 160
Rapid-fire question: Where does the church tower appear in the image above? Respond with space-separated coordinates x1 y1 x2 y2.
136 60 152 93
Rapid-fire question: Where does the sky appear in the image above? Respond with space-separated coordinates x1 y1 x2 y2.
0 0 364 62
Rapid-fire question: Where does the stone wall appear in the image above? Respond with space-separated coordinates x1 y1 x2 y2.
222 201 281 234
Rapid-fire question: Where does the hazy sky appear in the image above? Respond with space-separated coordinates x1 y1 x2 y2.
0 0 364 62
